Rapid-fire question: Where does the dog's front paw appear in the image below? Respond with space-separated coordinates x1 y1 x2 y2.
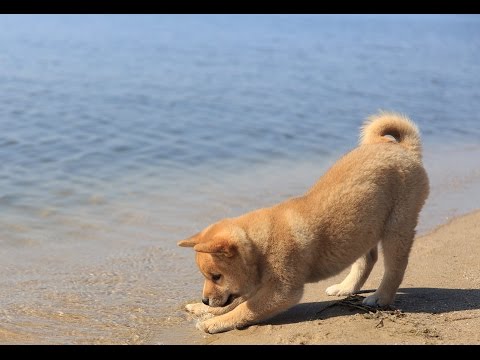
196 317 235 334
185 302 209 316
325 283 356 297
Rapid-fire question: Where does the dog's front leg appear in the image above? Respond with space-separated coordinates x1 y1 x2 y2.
196 285 303 334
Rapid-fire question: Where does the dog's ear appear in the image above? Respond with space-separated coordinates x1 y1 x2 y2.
194 238 236 257
177 232 201 247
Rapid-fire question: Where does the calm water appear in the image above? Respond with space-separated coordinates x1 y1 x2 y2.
0 14 480 344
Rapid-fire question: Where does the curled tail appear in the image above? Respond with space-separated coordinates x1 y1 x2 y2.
360 111 423 160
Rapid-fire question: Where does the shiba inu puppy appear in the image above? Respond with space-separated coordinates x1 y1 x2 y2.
179 112 429 334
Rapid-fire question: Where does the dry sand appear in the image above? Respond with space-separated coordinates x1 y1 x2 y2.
180 209 480 345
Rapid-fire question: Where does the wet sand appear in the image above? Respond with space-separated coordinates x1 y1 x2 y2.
4 209 478 344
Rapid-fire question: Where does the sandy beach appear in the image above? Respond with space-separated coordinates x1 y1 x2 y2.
176 209 480 345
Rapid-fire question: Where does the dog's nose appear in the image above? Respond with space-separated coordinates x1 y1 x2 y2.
202 298 209 305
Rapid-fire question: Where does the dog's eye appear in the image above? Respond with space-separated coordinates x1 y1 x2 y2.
212 274 222 282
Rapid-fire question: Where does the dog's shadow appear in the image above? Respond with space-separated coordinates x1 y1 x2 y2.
265 287 480 326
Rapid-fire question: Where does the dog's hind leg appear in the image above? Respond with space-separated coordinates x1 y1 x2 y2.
326 245 378 297
363 222 416 307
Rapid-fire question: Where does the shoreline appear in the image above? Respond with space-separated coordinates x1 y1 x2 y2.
0 142 479 344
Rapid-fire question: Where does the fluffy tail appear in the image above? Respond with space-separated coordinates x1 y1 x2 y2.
360 111 423 160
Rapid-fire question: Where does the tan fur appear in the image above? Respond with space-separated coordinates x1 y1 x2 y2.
178 112 430 333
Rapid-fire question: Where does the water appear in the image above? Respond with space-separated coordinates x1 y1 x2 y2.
0 14 480 344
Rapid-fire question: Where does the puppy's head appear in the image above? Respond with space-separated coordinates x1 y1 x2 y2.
178 219 259 308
